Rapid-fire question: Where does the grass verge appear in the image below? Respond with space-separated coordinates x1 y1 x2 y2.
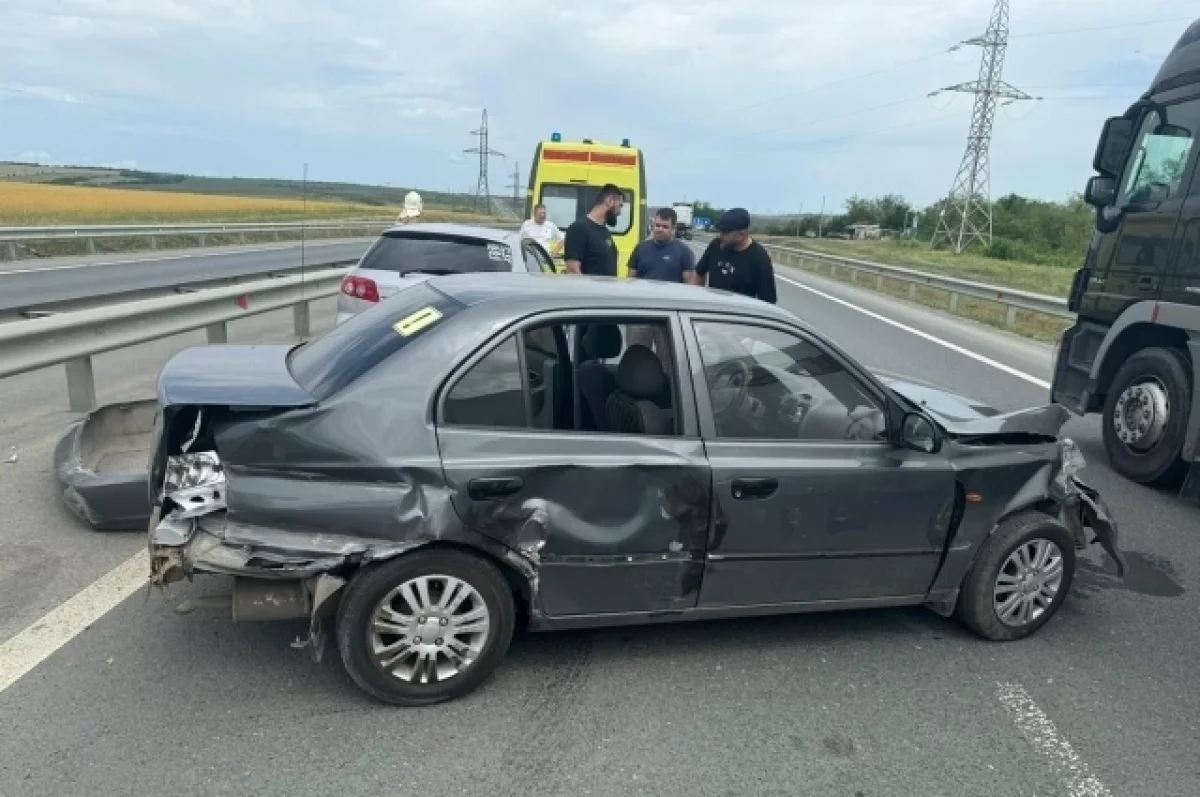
768 246 1071 344
760 236 1075 298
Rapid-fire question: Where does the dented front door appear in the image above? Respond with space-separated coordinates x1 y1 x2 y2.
434 314 711 619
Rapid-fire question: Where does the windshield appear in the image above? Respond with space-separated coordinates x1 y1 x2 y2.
539 183 634 234
288 282 463 400
359 233 515 274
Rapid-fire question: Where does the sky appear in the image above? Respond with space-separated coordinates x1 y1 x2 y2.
0 0 1196 215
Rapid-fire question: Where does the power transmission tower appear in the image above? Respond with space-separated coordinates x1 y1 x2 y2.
508 161 521 205
464 109 505 211
930 0 1036 253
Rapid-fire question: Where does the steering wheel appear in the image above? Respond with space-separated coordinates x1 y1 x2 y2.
708 359 751 416
779 392 819 429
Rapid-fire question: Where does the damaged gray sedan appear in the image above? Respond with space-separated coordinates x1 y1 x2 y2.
147 273 1124 705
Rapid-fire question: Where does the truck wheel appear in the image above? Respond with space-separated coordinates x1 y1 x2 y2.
955 512 1076 642
1102 347 1192 487
336 549 516 706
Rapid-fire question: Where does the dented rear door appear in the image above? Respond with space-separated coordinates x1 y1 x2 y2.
434 312 711 619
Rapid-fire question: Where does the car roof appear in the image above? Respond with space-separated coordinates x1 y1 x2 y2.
379 222 517 245
425 271 801 322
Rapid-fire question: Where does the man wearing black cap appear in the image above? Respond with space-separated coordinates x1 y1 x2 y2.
694 208 777 303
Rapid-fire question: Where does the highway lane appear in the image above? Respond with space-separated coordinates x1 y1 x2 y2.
0 262 1196 796
0 238 373 312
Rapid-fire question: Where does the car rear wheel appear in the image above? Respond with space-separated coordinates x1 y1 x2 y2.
955 512 1076 642
336 549 516 706
1101 347 1192 487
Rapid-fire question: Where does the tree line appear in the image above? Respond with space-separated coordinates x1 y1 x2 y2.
697 193 1094 269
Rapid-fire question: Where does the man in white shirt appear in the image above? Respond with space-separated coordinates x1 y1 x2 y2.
519 203 564 254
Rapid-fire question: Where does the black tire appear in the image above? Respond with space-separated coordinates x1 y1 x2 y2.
1102 347 1192 487
336 549 516 706
955 512 1077 642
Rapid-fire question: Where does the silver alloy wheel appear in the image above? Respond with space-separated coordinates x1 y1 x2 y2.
993 539 1065 628
1112 378 1170 452
369 574 491 684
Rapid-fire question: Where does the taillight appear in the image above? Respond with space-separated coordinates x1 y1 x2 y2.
341 275 380 302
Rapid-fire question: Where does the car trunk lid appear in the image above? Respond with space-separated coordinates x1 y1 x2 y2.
157 344 316 409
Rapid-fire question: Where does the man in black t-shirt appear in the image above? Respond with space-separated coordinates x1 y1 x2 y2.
695 207 777 303
563 184 625 277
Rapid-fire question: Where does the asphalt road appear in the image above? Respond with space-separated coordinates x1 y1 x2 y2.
0 256 1196 797
0 238 373 312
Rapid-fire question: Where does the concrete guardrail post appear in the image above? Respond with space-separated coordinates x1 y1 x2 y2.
1005 305 1019 327
149 235 157 250
293 302 311 338
65 357 96 413
85 238 96 254
908 283 917 300
876 273 884 290
198 233 207 248
206 322 228 344
4 242 15 261
949 292 960 313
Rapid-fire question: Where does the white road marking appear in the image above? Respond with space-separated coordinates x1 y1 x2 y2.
996 681 1114 797
775 273 1053 390
0 239 361 276
0 550 148 695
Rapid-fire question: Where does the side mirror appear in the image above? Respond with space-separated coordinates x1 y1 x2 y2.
901 412 941 454
1084 176 1117 207
1093 117 1135 178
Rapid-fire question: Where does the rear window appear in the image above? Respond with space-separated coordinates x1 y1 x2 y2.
288 282 464 400
359 233 515 275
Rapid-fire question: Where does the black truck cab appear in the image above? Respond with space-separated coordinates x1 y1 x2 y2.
1052 18 1200 502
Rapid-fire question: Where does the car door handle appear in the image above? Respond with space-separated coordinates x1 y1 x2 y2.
731 477 778 500
1137 276 1157 290
468 477 524 500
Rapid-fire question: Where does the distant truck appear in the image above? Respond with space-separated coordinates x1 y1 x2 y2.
672 202 694 240
1051 17 1200 503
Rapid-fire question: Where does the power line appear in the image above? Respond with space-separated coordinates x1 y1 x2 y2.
1009 16 1193 40
931 0 1035 254
464 108 504 211
636 49 949 136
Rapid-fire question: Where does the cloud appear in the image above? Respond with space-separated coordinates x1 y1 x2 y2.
0 0 1195 211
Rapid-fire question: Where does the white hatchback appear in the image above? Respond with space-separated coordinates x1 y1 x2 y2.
336 223 556 324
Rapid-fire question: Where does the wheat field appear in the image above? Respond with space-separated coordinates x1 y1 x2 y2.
0 181 394 225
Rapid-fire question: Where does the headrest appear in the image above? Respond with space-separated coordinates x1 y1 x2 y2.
580 324 623 360
616 345 667 399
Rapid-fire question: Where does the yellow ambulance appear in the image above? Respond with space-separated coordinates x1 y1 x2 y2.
524 134 647 277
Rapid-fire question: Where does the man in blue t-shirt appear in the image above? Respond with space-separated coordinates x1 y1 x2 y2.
627 207 696 283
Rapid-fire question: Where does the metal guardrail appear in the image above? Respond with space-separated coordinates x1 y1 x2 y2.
0 220 393 259
759 242 1072 327
0 264 354 411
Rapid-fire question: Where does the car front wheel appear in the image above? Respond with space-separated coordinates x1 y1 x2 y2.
336 549 516 706
955 512 1076 642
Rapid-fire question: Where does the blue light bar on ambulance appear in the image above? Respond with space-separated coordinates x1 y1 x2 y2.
621 138 630 147
551 132 562 142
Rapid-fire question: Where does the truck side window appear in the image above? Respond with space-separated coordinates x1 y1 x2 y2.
1119 98 1200 206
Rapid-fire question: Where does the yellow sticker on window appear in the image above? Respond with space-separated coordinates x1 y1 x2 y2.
393 306 443 337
